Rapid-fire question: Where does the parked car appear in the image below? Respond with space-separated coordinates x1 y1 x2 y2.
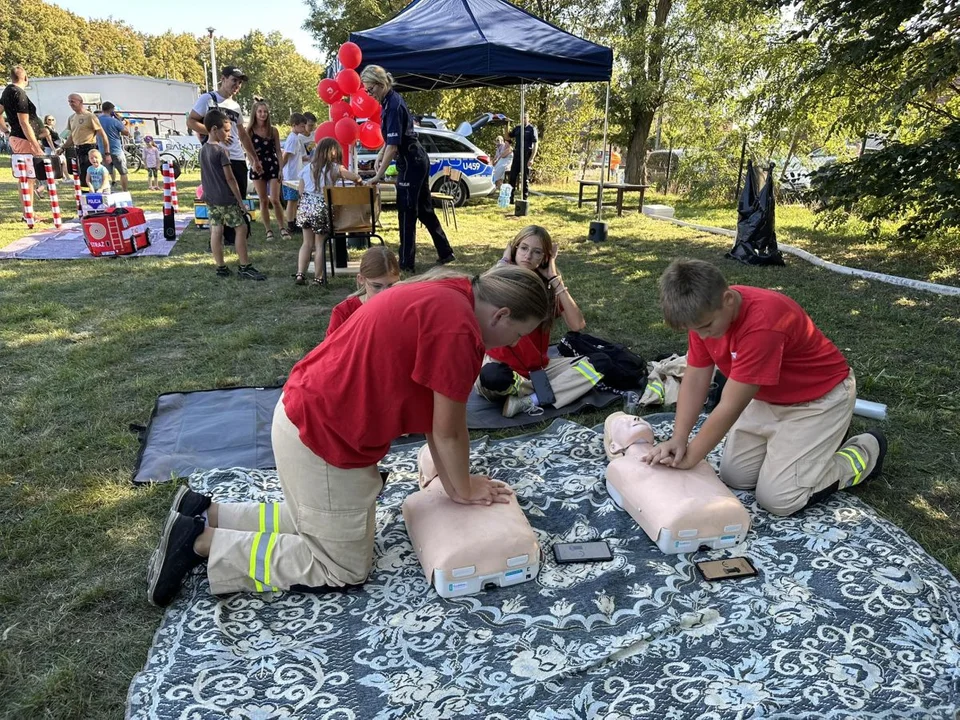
358 127 495 206
645 148 685 187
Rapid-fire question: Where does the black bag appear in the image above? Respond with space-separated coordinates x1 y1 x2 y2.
33 155 64 180
557 332 648 390
728 159 785 266
197 92 219 145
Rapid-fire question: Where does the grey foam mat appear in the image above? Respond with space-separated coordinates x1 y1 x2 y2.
132 386 282 485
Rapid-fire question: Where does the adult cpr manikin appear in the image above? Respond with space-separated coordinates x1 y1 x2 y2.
402 445 541 597
604 412 751 553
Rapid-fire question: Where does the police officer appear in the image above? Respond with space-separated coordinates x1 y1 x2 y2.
362 65 455 273
508 112 538 204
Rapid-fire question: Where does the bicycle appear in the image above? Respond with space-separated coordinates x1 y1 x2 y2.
124 142 144 172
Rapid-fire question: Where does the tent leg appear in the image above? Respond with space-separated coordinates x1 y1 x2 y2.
597 81 610 220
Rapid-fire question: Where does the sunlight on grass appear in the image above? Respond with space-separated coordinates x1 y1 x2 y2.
909 495 952 523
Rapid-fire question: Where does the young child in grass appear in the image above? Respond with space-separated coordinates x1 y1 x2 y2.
85 149 110 193
326 246 401 335
647 258 887 516
295 137 363 286
280 113 308 234
200 109 265 281
143 136 160 190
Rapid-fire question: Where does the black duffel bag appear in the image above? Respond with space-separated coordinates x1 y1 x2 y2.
557 331 648 390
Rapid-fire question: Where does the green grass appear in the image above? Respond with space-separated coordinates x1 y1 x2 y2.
1 167 959 718
538 180 960 287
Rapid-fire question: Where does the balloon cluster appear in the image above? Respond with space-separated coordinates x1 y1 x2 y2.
315 42 384 156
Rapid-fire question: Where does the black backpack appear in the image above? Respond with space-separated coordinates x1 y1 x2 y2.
557 331 648 390
197 92 219 145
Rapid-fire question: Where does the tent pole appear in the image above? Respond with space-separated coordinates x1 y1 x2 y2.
516 83 525 213
597 81 610 220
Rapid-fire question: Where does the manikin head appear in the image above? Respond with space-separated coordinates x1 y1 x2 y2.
603 412 655 459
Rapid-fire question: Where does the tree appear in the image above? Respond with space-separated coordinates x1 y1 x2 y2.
0 0 89 76
233 31 326 120
143 33 206 86
758 0 960 240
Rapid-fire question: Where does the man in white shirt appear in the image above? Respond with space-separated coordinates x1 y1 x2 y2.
187 66 261 244
280 113 309 233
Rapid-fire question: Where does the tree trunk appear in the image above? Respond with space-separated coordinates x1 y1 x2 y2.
625 109 655 184
780 128 800 180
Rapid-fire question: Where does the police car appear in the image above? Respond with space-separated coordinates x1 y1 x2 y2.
358 127 495 207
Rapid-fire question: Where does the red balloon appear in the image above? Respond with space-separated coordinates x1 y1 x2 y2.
340 142 351 166
314 121 336 143
317 78 341 105
358 121 384 149
338 42 362 70
336 68 361 96
350 90 378 119
334 117 360 145
365 110 381 126
329 100 353 122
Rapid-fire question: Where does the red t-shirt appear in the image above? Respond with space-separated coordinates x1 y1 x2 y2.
283 278 484 468
326 295 363 337
485 298 560 377
686 285 849 405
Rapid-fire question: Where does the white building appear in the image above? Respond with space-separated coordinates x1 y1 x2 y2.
25 74 202 138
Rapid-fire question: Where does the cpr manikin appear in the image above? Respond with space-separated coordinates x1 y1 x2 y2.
402 445 541 598
604 412 751 553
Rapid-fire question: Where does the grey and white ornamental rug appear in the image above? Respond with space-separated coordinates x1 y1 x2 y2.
127 419 960 719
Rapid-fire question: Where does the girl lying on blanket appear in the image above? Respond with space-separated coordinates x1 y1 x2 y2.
477 225 599 418
325 246 401 337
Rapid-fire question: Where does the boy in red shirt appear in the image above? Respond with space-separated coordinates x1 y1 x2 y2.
647 259 886 517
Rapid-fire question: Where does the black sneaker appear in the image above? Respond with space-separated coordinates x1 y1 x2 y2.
146 510 205 607
436 254 456 266
237 264 266 281
215 265 231 277
860 429 887 484
171 485 211 517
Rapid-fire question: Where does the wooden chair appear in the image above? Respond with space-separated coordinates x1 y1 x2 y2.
430 167 462 230
321 185 384 285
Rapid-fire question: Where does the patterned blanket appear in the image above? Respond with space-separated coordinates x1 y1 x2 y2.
127 419 960 719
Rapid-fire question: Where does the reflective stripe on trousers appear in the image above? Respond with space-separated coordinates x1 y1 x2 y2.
249 503 281 591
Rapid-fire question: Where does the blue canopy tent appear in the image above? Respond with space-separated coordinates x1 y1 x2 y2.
349 0 614 216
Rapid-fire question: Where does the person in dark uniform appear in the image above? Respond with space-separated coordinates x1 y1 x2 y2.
508 112 538 203
361 64 455 273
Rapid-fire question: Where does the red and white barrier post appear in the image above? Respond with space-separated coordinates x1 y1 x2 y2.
43 158 62 229
162 162 176 240
168 164 179 213
71 157 83 217
16 158 35 229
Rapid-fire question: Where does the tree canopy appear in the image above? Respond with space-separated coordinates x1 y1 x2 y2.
0 0 324 123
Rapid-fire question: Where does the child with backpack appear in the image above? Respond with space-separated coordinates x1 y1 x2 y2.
295 138 363 286
477 225 602 417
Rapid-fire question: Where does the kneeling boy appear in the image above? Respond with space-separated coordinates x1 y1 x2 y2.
648 258 886 516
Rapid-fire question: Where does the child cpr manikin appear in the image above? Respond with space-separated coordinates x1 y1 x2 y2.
604 412 750 553
402 445 541 598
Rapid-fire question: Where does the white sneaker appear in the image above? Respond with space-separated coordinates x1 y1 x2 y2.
503 395 544 418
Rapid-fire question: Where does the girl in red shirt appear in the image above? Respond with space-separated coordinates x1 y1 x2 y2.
478 225 602 418
147 265 552 606
326 246 401 336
